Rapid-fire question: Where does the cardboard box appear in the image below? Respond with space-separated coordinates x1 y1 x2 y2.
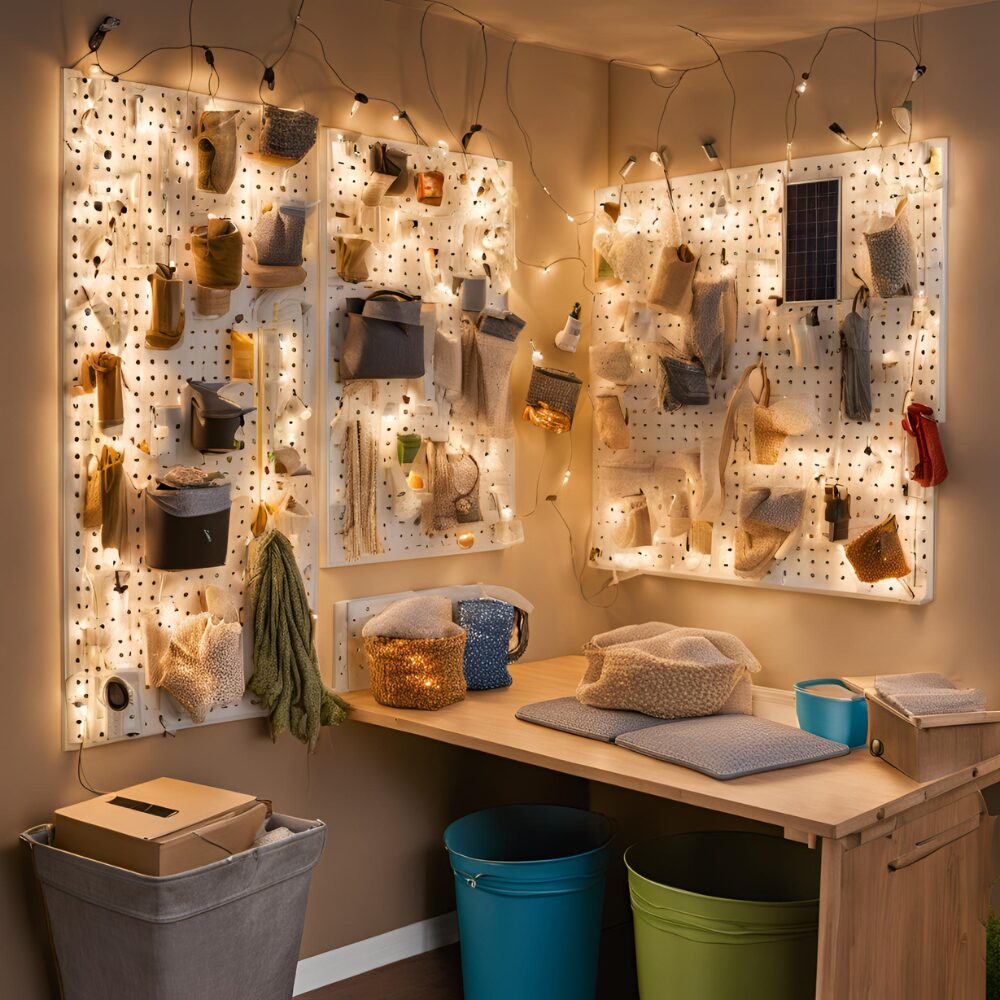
54 778 268 876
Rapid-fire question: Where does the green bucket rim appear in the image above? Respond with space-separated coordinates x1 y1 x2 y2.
624 832 821 910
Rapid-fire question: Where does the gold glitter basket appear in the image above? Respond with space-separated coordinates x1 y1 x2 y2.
364 633 468 710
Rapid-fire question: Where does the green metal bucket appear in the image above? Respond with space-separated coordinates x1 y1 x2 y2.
626 831 821 999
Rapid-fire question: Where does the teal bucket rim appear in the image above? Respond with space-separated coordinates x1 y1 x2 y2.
444 804 615 869
624 833 821 910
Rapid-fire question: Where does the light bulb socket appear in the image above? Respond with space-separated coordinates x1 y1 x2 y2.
912 64 927 81
353 92 369 106
618 155 637 179
701 141 719 161
461 123 483 150
262 66 276 91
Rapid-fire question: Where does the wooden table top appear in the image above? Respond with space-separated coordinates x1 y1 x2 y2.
346 656 1000 840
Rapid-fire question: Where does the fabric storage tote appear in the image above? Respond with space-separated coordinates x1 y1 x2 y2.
144 476 232 571
341 290 425 380
364 634 467 710
523 366 583 433
21 814 325 1000
457 599 529 691
188 379 255 453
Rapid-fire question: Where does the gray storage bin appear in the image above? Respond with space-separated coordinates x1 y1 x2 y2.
22 813 325 1000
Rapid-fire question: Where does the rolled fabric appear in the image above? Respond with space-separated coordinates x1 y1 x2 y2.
690 276 738 385
196 110 239 194
648 244 698 316
81 351 125 426
594 395 629 450
191 218 242 316
146 263 185 349
336 237 371 283
840 308 872 422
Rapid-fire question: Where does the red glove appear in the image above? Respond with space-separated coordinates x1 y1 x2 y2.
902 402 948 487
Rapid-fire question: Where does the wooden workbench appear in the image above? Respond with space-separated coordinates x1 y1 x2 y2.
348 656 998 999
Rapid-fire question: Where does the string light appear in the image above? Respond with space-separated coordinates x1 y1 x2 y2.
618 155 637 179
349 93 368 117
795 72 809 94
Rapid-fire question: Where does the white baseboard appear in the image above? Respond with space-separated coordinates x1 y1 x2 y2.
293 911 459 996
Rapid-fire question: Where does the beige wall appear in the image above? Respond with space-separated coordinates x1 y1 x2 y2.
3 0 999 995
605 1 1000 695
0 2 605 995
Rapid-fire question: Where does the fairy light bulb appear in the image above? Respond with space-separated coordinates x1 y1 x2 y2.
566 213 574 223
530 339 544 364
436 139 448 150
350 93 368 118
795 73 809 94
500 506 513 522
562 470 572 486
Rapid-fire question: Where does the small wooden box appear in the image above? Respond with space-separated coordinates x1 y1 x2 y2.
844 676 1000 782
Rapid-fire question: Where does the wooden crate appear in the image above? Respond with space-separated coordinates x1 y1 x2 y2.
844 676 1000 782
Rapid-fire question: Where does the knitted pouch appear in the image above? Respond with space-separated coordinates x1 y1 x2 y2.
524 367 583 433
230 330 254 381
258 106 318 166
751 396 817 464
690 276 738 385
459 276 488 313
577 626 757 721
156 612 244 724
612 494 652 549
415 170 445 206
252 205 306 266
458 599 529 691
659 353 709 411
341 291 425 380
365 634 467 710
845 515 911 583
648 244 698 316
196 110 239 194
336 237 371 283
449 452 482 523
590 341 635 384
146 264 185 349
602 226 649 284
864 198 916 298
594 395 629 450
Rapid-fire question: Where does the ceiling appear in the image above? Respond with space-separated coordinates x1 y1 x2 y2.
394 0 984 66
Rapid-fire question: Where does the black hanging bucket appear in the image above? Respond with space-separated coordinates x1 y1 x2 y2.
188 379 255 453
144 481 232 571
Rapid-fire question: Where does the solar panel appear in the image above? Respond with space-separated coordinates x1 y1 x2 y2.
783 178 841 303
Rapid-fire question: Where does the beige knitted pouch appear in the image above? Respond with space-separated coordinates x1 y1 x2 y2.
590 341 635 384
577 625 761 720
648 244 698 316
751 396 817 464
612 494 652 549
734 487 806 579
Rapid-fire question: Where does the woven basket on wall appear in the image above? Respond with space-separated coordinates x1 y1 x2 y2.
364 634 468 710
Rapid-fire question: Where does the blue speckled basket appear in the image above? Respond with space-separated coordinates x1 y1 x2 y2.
457 599 528 691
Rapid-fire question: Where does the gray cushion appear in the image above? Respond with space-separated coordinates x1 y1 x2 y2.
615 715 849 780
516 697 667 743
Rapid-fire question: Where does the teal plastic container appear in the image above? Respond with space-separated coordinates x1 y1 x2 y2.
795 677 868 748
444 804 614 1000
626 832 821 1000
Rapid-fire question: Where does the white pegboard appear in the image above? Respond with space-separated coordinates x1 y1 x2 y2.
333 584 533 691
590 139 947 603
320 132 522 566
61 70 318 747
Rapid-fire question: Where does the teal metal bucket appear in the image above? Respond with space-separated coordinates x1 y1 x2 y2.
444 804 614 1000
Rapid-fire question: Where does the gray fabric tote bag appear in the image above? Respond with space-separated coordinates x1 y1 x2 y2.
341 290 425 380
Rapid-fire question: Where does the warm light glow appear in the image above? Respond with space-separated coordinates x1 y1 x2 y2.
456 530 475 549
500 505 514 522
566 213 574 223
562 470 572 485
